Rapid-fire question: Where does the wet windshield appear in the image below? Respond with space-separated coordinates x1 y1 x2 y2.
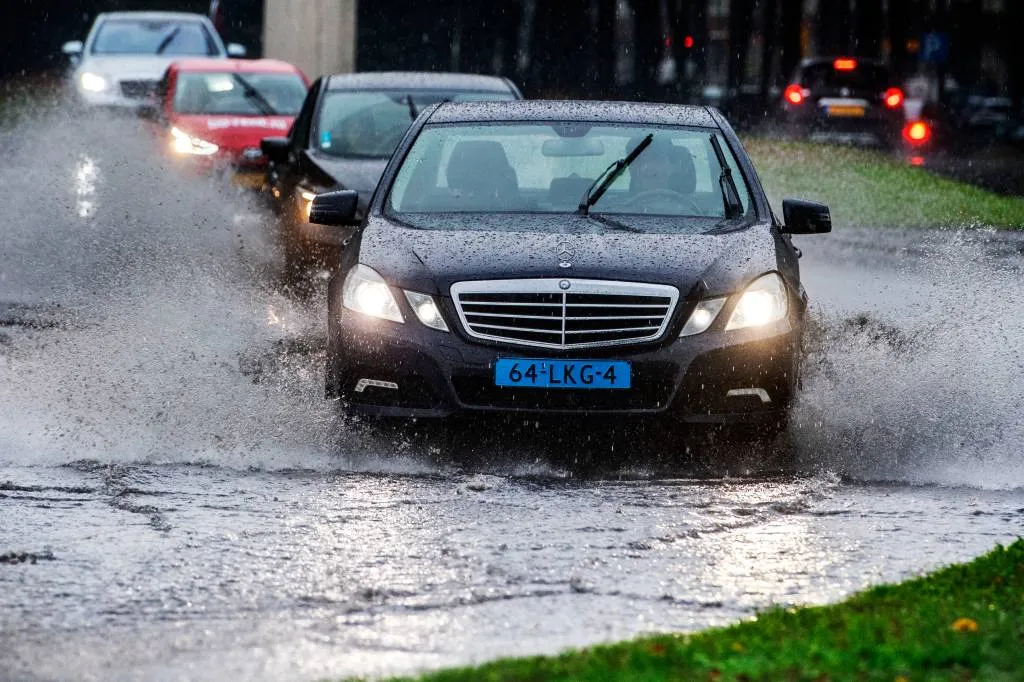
315 90 517 159
173 72 307 116
92 19 217 56
387 122 753 222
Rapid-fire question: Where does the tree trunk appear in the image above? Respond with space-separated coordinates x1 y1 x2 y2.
888 0 910 79
727 0 756 95
759 0 778 107
778 0 803 84
818 0 852 56
630 0 662 100
854 0 884 59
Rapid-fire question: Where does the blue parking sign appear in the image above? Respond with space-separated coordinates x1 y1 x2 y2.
920 32 950 64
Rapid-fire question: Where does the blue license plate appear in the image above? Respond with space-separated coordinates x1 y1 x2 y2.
494 359 631 389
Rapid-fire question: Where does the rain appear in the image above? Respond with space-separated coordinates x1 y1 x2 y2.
1 1 1022 680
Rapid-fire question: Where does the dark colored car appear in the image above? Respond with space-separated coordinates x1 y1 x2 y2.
780 57 905 146
260 72 522 274
309 101 831 439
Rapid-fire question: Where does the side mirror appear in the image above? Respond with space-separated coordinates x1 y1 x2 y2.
260 136 290 164
226 43 247 58
136 102 160 120
781 199 831 234
309 190 360 226
62 40 83 56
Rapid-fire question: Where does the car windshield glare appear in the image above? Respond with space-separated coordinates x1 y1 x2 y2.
387 123 753 220
315 91 517 159
173 72 307 116
92 20 217 56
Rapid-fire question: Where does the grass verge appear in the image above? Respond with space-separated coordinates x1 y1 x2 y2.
379 539 1023 681
744 138 1024 229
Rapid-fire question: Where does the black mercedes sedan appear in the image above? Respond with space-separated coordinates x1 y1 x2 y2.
260 72 521 275
310 101 830 438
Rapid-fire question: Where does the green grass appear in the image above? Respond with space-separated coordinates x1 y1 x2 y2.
374 539 1024 682
744 138 1024 229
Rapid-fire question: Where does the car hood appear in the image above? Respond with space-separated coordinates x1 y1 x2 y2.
172 114 294 151
307 153 389 194
77 55 190 81
359 214 780 297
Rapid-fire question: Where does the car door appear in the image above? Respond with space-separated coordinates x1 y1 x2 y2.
268 77 321 215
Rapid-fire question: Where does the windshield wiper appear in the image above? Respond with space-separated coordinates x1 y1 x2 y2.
155 26 182 55
406 94 418 121
577 133 653 215
586 212 643 233
709 134 743 220
231 74 278 115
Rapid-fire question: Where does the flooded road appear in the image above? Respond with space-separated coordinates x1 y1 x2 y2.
1 111 1022 681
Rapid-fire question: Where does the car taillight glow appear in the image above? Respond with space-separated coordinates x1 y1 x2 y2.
884 87 904 109
833 58 857 71
784 84 804 105
903 121 931 144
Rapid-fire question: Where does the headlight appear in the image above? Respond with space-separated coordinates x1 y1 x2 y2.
170 127 219 156
725 273 788 330
298 188 317 221
342 264 404 323
404 291 448 332
79 72 108 92
679 297 726 337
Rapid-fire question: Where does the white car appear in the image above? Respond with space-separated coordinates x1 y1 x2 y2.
62 11 246 109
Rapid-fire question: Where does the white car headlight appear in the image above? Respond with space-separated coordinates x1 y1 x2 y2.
170 127 219 156
725 273 788 330
679 297 726 337
342 264 404 323
79 72 108 92
404 291 448 332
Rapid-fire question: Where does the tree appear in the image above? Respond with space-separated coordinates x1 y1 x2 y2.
778 0 803 84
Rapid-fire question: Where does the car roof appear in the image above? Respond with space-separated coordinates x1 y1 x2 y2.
171 58 301 74
426 100 719 127
325 71 514 93
97 11 211 22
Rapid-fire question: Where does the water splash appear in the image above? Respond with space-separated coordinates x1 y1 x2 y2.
793 229 1024 490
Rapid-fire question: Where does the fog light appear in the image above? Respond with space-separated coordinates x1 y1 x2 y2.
680 297 726 337
404 291 449 332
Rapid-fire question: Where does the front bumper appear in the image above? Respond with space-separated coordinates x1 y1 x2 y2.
326 302 800 423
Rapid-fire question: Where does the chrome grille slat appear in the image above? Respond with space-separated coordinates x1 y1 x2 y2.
451 278 680 350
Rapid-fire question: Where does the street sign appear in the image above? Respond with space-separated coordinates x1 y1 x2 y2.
920 32 950 64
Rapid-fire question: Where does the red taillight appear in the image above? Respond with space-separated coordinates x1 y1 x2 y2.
833 58 857 71
884 87 904 109
784 84 804 105
903 121 931 144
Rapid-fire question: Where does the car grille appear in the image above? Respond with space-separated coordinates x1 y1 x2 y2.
450 279 679 350
120 79 158 99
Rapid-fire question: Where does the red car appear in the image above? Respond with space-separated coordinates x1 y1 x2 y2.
141 58 309 188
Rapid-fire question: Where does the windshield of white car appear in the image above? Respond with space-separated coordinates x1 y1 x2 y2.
314 90 518 159
92 20 218 56
386 122 754 221
173 72 307 116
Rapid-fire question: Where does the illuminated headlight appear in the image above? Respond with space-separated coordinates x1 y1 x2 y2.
298 189 317 221
725 273 788 330
404 291 448 332
79 72 108 92
342 264 404 323
170 127 219 156
679 297 726 337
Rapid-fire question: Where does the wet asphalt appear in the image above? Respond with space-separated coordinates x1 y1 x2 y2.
0 108 1022 681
